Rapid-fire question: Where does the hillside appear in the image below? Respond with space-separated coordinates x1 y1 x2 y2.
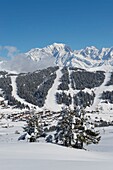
0 66 113 113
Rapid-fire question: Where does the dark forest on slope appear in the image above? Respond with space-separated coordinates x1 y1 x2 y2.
0 67 112 109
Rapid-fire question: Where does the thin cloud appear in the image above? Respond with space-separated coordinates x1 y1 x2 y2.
0 52 40 73
0 45 19 58
7 53 39 73
0 45 48 73
4 46 19 57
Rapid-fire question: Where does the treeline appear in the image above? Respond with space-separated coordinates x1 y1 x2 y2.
70 70 105 90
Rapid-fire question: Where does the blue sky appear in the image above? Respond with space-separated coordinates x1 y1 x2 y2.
0 0 113 56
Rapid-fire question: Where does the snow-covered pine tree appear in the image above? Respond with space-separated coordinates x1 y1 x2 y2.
24 110 44 142
54 107 101 149
54 107 75 146
74 107 101 148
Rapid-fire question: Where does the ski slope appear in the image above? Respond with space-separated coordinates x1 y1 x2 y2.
44 67 64 111
87 72 112 111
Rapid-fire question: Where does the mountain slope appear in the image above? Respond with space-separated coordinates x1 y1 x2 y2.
0 67 113 114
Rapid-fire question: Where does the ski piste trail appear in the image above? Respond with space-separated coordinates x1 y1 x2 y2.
88 71 112 111
44 67 64 111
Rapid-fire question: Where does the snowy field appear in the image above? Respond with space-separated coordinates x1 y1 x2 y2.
0 120 113 170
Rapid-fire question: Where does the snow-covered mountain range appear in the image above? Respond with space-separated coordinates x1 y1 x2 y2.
0 43 113 72
25 43 113 72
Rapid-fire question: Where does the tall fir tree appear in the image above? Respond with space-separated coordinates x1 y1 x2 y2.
54 108 74 146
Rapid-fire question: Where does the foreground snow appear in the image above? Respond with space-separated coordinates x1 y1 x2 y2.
0 120 113 170
0 142 112 170
0 141 113 170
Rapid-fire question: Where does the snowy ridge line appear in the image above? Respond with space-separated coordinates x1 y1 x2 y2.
25 43 113 72
11 76 41 110
87 72 112 111
1 43 113 73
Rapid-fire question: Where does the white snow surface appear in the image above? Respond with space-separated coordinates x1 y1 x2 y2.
0 119 113 170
